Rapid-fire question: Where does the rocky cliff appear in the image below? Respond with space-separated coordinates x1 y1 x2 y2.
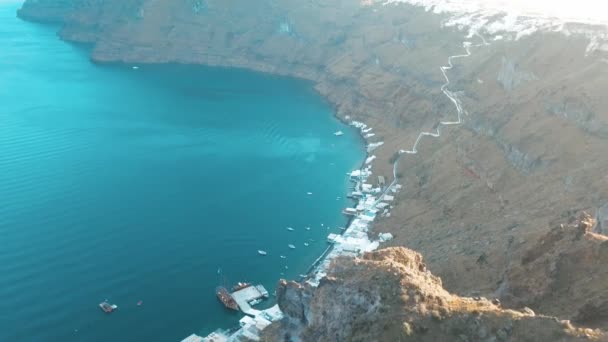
17 0 608 339
266 246 603 341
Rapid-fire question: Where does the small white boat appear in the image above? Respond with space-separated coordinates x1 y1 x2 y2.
258 250 268 256
304 243 309 247
132 66 139 70
280 255 287 259
334 131 344 136
286 227 295 231
249 298 263 306
307 192 313 195
288 244 296 249
305 227 311 231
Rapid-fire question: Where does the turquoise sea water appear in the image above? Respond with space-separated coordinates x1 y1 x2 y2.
0 3 364 341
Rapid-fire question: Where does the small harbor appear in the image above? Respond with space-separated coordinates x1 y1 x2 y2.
187 119 400 341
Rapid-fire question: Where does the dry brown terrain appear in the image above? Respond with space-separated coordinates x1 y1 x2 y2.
265 245 603 341
17 0 608 339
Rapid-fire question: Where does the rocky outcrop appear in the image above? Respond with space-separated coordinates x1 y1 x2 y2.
598 204 608 235
275 280 312 325
502 213 608 329
266 247 603 341
497 57 537 91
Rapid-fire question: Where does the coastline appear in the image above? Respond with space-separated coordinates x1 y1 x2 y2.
13 5 498 340
15 0 608 339
194 116 393 341
193 29 494 342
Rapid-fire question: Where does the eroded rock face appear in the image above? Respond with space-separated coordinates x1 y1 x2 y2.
267 247 603 342
276 280 312 325
503 213 608 329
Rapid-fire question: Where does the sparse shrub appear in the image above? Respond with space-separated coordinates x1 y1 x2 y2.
403 322 413 336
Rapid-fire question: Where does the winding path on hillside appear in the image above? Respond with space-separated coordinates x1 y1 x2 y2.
380 35 490 202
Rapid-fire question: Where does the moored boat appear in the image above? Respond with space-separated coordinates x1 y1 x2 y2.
232 282 252 292
288 244 296 249
216 286 239 311
99 301 118 313
258 250 267 255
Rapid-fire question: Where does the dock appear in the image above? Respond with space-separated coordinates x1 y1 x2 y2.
231 285 269 316
181 334 204 342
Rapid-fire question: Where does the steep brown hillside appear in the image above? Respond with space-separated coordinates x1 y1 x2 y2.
265 247 603 341
17 0 608 335
503 213 608 330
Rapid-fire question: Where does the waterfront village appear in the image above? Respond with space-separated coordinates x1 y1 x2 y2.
182 120 399 342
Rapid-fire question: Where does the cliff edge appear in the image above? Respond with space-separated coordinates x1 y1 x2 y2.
15 0 608 339
266 247 603 341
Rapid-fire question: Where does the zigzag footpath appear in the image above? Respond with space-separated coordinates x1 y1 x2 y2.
193 35 491 342
385 35 490 197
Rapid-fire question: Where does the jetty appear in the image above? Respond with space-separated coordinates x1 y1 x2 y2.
194 118 402 342
181 334 204 342
195 305 283 342
231 284 269 316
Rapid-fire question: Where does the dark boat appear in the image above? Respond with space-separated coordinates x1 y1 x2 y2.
216 286 239 311
231 282 252 292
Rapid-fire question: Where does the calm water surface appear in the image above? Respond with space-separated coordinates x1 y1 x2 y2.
0 3 364 341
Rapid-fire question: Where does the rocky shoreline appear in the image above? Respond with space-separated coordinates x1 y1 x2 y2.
17 0 608 339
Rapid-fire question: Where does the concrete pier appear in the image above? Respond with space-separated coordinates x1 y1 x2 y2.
231 285 268 316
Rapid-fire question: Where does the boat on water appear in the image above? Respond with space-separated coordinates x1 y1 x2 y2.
334 130 344 136
280 255 287 259
288 244 296 249
286 227 295 231
137 300 143 306
307 192 313 195
232 282 252 292
258 250 267 256
304 242 309 246
99 301 118 313
216 286 239 311
305 227 311 231
249 298 263 306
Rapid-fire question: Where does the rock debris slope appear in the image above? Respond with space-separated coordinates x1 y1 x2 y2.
266 247 603 341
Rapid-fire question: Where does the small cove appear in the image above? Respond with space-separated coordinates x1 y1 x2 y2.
0 3 365 341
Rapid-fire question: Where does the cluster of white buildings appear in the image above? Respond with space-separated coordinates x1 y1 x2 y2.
183 305 283 342
308 151 398 287
186 119 399 342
